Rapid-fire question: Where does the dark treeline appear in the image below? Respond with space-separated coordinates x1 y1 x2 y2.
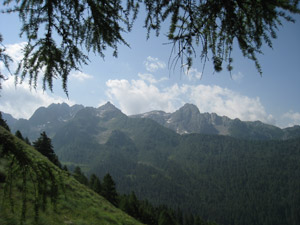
83 130 300 225
72 165 218 225
2 113 300 225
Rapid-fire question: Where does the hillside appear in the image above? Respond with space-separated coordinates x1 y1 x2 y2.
2 103 300 225
0 126 143 225
46 103 300 225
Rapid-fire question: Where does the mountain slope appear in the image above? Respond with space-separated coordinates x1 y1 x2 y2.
0 126 143 225
132 103 300 140
46 103 300 225
4 102 300 141
3 103 84 140
2 102 300 225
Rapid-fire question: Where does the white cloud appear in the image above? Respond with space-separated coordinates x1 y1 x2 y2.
184 67 202 81
0 42 26 73
106 79 180 115
70 71 93 82
0 42 75 119
282 111 300 127
144 56 166 72
106 77 274 124
231 72 244 81
138 73 167 84
5 42 26 62
187 85 274 123
0 76 73 119
138 73 158 84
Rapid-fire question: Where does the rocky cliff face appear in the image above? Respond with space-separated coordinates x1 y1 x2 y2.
132 103 299 140
3 103 84 140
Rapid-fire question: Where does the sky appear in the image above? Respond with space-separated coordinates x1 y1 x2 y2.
0 5 300 128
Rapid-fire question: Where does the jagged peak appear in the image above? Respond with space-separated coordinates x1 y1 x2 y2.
177 103 200 115
98 101 118 110
48 102 70 109
96 102 125 118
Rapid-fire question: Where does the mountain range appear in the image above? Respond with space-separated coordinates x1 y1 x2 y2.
132 103 300 140
3 102 300 141
2 103 84 140
2 102 300 225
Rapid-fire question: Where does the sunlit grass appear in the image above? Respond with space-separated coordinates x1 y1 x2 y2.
0 127 143 225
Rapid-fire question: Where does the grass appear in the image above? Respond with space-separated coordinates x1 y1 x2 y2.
0 127 143 225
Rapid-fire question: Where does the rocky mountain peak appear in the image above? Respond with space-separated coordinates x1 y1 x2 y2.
181 103 200 113
98 101 118 111
29 103 83 125
172 103 200 122
96 102 125 119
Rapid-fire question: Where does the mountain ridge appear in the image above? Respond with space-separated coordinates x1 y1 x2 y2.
3 102 300 141
131 103 300 140
2 102 300 225
2 103 84 140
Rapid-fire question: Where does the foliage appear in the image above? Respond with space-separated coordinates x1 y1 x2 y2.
1 1 300 92
33 131 61 168
58 124 300 225
144 0 300 73
89 173 102 195
15 130 24 140
20 104 295 225
0 126 143 225
73 166 88 186
2 0 138 94
0 112 10 131
158 210 177 225
0 34 12 90
0 126 63 224
73 168 218 225
102 173 119 207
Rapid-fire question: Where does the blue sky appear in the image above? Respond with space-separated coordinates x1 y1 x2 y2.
0 6 300 128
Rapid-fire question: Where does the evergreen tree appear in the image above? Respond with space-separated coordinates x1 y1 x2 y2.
194 215 205 225
15 130 24 140
33 131 61 167
121 192 140 219
62 165 68 172
1 1 299 91
73 166 88 186
0 112 10 131
0 34 12 89
24 137 31 145
89 174 102 194
158 210 177 225
102 173 118 206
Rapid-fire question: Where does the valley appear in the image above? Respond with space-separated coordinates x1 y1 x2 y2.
2 102 300 225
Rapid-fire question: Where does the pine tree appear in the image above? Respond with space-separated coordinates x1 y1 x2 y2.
158 210 177 225
62 165 68 172
73 166 88 185
1 1 299 91
102 173 118 206
33 131 61 167
89 174 102 194
0 112 10 131
0 34 12 89
15 130 24 140
24 137 31 145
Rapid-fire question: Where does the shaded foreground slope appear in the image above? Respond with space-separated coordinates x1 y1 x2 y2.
0 126 143 225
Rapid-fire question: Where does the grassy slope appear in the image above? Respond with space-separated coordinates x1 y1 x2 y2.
0 127 143 225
